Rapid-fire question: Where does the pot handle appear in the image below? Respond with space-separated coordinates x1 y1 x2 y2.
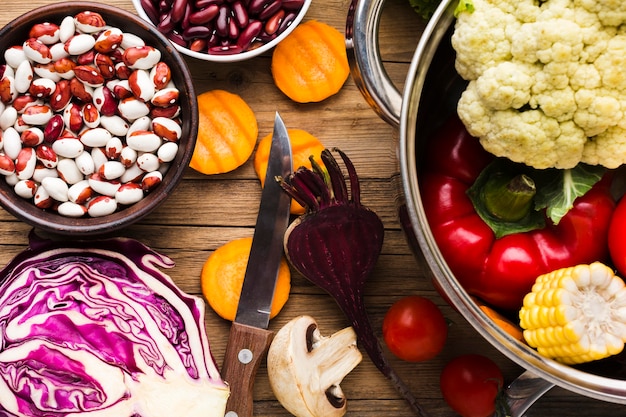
346 0 402 126
505 370 554 416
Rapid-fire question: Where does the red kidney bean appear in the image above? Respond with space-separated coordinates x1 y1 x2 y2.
195 0 222 7
181 3 194 30
258 31 277 42
189 38 208 52
168 31 188 47
170 0 188 23
141 0 160 23
264 9 284 35
258 0 283 21
278 11 297 33
247 0 268 15
237 20 262 49
209 44 243 54
159 0 171 12
157 14 175 33
189 5 220 25
231 1 249 28
281 0 304 10
215 5 230 38
228 18 239 39
183 25 213 41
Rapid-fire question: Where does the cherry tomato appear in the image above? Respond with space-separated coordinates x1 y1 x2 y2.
440 354 504 417
382 295 448 362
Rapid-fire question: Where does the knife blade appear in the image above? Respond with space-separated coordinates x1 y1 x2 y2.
221 112 292 417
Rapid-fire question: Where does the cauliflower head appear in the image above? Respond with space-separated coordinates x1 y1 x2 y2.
452 0 626 169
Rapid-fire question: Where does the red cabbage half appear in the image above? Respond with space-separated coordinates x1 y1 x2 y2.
0 232 229 417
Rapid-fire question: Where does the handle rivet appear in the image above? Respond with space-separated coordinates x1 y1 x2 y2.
238 348 253 364
225 412 239 417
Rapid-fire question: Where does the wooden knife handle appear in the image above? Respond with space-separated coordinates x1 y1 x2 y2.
221 322 274 417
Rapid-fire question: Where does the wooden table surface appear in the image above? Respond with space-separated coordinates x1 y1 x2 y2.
0 0 625 416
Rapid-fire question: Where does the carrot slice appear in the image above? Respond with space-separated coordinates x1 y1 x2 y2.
190 90 258 175
271 20 350 103
473 297 525 343
201 237 291 321
254 128 325 215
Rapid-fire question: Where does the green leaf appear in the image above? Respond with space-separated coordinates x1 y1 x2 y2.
454 0 475 17
533 164 606 225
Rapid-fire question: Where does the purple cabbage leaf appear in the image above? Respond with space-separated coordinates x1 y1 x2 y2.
0 232 229 417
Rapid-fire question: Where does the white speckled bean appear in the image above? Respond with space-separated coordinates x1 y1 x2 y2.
118 97 150 121
87 195 118 217
14 60 33 94
120 163 144 184
90 147 108 172
41 176 69 202
33 184 52 208
120 146 137 167
157 141 178 163
52 137 84 159
74 151 95 176
32 165 59 183
88 174 121 197
137 152 160 172
100 115 130 136
59 16 76 43
14 179 37 198
126 116 152 137
121 32 145 49
5 173 18 186
2 127 22 159
115 182 144 205
100 160 126 180
0 106 18 131
126 130 161 153
56 158 83 184
4 46 28 69
64 34 96 55
80 127 113 148
58 201 88 217
68 180 92 204
15 148 37 180
49 42 69 62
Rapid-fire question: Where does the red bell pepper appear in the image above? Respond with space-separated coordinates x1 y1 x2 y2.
420 116 616 311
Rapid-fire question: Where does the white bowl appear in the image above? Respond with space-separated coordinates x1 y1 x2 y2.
132 0 312 62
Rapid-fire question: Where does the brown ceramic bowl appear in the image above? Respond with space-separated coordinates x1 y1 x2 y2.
0 2 198 236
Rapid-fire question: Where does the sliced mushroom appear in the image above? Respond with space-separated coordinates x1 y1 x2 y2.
267 315 362 417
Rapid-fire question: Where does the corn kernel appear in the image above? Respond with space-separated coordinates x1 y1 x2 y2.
519 262 626 365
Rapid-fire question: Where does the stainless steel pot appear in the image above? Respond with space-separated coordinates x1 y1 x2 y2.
346 0 626 414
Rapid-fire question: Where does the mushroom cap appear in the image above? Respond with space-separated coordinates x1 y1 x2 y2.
267 315 362 417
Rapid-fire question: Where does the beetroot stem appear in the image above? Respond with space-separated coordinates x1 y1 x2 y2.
334 148 361 206
341 301 431 417
319 150 349 203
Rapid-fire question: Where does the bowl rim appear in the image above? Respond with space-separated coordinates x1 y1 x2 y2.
0 1 198 236
130 0 312 62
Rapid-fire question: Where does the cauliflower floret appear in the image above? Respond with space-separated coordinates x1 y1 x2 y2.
453 0 626 169
451 0 520 80
576 0 626 26
458 86 587 169
474 62 535 110
573 90 622 136
582 126 626 168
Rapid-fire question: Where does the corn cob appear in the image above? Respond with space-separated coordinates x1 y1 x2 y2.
519 262 626 365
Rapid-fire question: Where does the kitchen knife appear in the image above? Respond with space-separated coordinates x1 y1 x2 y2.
221 112 293 417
